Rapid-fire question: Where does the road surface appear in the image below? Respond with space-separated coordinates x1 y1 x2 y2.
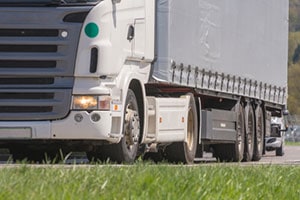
195 145 300 165
260 145 300 165
0 145 299 165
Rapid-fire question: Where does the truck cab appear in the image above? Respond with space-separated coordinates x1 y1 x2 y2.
265 117 286 156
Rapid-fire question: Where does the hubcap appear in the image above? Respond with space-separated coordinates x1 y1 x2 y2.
257 111 263 152
247 112 254 150
124 106 140 150
187 107 194 151
237 111 243 154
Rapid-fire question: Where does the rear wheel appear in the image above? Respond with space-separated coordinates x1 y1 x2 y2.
244 103 255 162
252 106 264 161
164 94 198 164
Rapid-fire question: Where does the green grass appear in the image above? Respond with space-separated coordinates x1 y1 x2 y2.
0 164 299 200
285 141 300 146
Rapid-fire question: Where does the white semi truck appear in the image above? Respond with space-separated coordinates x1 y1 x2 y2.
0 0 288 163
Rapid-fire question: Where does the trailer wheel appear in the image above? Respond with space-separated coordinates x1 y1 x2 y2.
88 89 140 163
234 103 245 161
252 106 264 161
244 103 255 162
164 93 198 164
213 103 245 162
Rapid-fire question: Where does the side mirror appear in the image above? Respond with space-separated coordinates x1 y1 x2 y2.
283 109 289 116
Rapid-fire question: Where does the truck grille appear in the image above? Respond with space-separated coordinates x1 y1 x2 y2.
0 7 91 120
0 29 58 37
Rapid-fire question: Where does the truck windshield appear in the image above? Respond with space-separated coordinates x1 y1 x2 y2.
0 0 102 6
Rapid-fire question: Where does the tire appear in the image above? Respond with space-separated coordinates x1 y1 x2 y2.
252 106 264 161
213 144 234 162
234 103 245 162
88 89 141 163
276 144 284 156
243 103 255 162
142 151 164 163
164 93 198 164
213 103 245 162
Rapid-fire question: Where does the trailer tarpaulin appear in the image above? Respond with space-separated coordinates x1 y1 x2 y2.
153 0 289 105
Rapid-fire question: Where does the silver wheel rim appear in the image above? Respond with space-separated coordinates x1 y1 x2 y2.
187 107 194 152
124 103 140 151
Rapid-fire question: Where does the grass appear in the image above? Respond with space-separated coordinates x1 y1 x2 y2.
0 163 299 200
285 141 300 146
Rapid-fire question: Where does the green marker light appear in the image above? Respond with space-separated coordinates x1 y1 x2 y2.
85 22 99 38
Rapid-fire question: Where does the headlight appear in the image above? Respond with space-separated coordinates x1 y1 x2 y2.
73 96 98 110
72 95 112 111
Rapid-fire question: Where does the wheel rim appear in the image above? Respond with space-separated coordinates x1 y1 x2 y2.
237 107 244 156
187 107 195 152
124 101 140 151
256 108 264 153
247 108 254 155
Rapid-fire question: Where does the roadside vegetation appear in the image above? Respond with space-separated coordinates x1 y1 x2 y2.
285 141 300 146
289 1 300 115
0 164 299 200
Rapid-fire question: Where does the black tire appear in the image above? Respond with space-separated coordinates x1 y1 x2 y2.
142 151 164 163
243 103 255 162
234 103 245 161
213 144 234 162
276 144 284 156
164 93 198 164
88 89 141 163
213 103 245 162
252 106 264 161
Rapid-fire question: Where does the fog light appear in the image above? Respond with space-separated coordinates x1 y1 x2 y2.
91 113 101 122
61 30 68 38
74 113 83 122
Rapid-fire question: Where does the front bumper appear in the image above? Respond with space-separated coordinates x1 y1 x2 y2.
265 137 283 150
0 111 122 143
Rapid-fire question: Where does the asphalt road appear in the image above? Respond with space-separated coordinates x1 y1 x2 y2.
197 145 300 165
260 145 300 165
0 145 299 165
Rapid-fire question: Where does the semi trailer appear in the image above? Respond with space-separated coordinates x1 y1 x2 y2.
0 0 288 163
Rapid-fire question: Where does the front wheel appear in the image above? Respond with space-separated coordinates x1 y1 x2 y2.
88 89 141 163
